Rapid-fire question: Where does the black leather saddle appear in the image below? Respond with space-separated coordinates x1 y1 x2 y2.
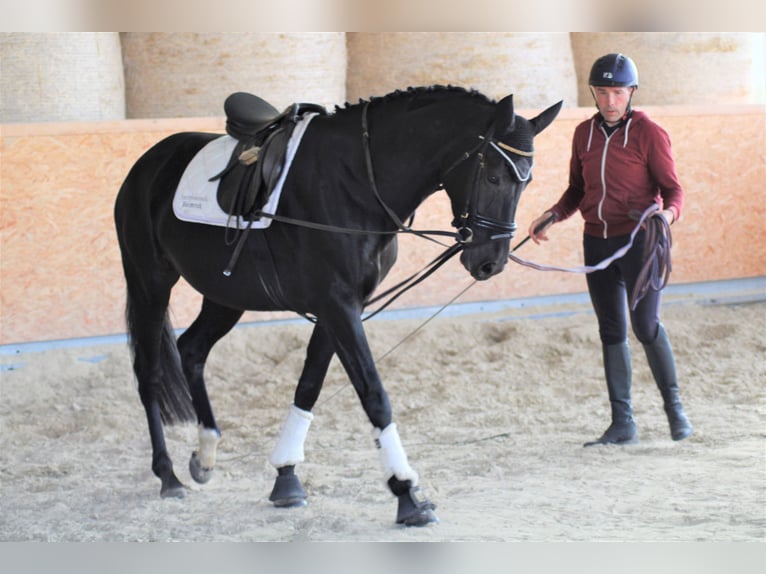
211 92 327 219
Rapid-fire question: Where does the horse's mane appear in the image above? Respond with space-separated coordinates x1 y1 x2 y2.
333 85 494 115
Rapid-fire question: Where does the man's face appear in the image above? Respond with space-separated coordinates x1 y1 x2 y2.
592 86 634 125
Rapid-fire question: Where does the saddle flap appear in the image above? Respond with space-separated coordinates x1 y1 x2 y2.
260 126 292 190
216 123 296 218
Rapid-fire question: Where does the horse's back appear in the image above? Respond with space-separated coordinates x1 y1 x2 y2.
116 132 219 220
122 132 219 188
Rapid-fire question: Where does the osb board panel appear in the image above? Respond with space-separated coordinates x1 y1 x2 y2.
1 118 226 345
1 107 764 344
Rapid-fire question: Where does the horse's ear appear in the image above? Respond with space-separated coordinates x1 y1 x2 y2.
494 94 516 134
530 100 563 135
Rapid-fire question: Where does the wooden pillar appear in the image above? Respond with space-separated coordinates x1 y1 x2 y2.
346 32 578 109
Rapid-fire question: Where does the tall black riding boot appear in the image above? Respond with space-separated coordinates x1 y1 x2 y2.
643 323 693 441
584 342 638 447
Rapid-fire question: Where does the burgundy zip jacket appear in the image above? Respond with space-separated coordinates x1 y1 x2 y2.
548 110 684 238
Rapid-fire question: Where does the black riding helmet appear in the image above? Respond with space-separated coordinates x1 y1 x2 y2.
589 53 638 123
589 53 639 88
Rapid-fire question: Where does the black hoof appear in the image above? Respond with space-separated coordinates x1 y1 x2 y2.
396 486 439 527
269 466 307 508
189 451 214 484
160 481 186 499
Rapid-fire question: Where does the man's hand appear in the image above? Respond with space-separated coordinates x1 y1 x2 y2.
528 211 557 244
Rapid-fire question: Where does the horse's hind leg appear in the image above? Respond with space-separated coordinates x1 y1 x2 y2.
124 275 196 499
176 298 243 484
268 323 335 507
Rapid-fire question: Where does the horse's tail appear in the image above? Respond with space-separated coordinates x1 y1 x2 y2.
125 291 196 426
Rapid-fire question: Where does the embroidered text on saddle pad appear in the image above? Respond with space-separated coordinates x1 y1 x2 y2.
172 112 318 229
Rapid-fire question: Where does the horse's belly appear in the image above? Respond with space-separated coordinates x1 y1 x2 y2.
159 219 291 312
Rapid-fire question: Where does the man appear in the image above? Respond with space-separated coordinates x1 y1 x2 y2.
528 53 693 446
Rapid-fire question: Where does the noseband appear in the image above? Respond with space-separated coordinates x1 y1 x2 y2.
442 130 532 245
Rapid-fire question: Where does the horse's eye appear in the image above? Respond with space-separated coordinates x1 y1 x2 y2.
487 175 499 184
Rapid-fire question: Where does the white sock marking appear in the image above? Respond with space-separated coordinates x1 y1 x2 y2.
197 426 221 469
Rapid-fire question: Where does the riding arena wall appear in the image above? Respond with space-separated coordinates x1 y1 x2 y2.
2 104 764 345
1 32 765 344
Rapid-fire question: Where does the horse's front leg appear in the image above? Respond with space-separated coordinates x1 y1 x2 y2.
268 323 334 507
320 307 438 526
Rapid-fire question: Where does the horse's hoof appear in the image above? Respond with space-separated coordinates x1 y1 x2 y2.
399 507 439 527
396 486 439 527
160 483 186 499
189 451 214 484
269 469 307 508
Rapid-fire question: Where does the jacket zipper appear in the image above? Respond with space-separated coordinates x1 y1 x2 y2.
597 128 614 239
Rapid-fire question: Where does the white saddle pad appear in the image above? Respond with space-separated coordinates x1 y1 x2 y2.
172 112 318 229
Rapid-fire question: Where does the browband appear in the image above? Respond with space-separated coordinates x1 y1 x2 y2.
495 140 534 157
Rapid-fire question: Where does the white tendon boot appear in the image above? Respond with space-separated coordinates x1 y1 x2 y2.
270 404 314 468
268 404 313 507
373 422 419 486
374 423 437 526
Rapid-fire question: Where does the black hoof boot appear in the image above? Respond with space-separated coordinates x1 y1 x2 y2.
269 465 307 508
584 419 638 447
388 477 439 526
189 451 214 484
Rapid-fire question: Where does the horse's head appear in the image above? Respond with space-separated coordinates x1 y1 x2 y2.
443 95 562 281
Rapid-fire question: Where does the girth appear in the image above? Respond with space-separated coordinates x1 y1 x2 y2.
210 92 327 219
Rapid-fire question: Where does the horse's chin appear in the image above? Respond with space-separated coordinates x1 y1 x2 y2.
460 250 508 281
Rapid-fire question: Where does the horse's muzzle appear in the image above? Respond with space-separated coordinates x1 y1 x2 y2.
460 248 508 281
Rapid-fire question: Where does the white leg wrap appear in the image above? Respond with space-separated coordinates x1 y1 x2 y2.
197 426 221 469
373 423 419 486
269 404 314 468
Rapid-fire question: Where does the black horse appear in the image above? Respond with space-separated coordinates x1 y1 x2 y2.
114 86 561 526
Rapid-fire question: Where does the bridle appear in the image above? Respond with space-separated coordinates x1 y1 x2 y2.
440 126 534 245
361 102 532 248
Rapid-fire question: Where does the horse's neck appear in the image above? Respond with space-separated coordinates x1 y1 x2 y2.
366 100 486 218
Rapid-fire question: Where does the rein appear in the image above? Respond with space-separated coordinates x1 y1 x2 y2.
362 242 464 320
